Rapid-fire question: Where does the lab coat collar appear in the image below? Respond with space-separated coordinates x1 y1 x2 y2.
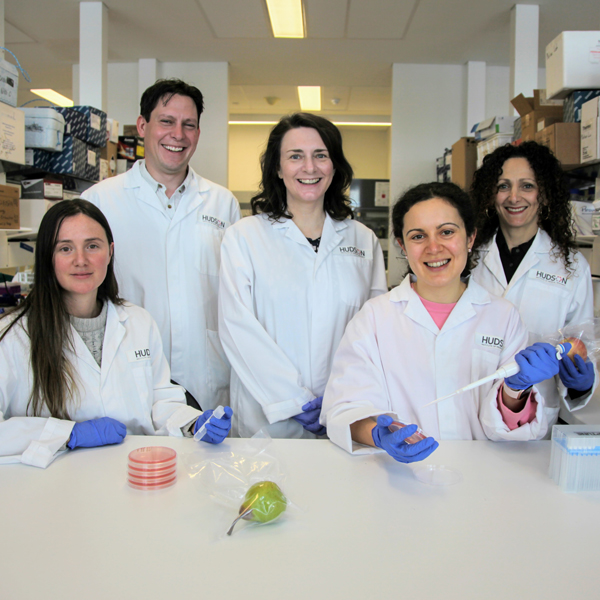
268 212 349 252
390 275 491 334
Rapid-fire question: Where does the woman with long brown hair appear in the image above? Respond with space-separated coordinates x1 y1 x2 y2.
0 200 231 468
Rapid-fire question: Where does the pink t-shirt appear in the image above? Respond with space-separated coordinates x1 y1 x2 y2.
416 289 537 430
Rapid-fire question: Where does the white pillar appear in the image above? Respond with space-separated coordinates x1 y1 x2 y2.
138 59 159 100
509 4 539 112
466 61 486 135
0 1 5 57
79 1 108 110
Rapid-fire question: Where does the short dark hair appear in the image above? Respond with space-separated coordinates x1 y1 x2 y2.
392 182 476 277
470 141 576 272
251 113 354 221
139 79 204 123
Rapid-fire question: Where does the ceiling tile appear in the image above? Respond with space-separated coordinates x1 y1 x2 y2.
198 0 271 38
347 0 418 40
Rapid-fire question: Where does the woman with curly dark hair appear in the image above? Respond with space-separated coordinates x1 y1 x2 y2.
219 113 387 438
470 141 595 429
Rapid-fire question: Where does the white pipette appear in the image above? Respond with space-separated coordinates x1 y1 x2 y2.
193 405 226 441
423 343 568 407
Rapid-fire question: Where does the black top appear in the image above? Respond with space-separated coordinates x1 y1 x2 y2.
306 237 321 253
495 227 536 284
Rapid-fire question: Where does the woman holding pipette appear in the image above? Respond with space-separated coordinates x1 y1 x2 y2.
470 142 595 429
0 200 232 469
322 182 567 460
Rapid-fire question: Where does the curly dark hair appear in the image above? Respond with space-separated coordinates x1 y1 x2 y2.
251 113 354 221
392 182 476 278
470 141 576 273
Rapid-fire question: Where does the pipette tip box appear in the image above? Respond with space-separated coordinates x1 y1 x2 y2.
549 424 600 493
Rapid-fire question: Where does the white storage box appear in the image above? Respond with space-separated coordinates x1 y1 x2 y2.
473 116 515 141
19 199 61 231
21 108 65 152
476 133 514 167
0 58 19 107
0 102 25 164
546 31 600 99
550 424 600 492
581 96 600 163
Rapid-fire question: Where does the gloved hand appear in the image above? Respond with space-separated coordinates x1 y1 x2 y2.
504 342 563 390
194 406 233 444
67 417 127 449
292 396 326 436
559 353 595 392
371 415 438 464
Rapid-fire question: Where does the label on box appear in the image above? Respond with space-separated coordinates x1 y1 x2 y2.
87 149 96 166
44 182 63 198
375 181 390 207
90 113 101 131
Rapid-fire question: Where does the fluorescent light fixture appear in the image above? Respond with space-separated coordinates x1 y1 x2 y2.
229 120 391 127
266 0 305 38
298 86 321 111
30 89 74 107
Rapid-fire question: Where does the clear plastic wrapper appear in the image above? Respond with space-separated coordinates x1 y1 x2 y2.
388 420 427 444
541 319 600 367
184 431 299 538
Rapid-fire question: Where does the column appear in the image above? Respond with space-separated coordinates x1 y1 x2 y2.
466 61 486 135
138 59 159 99
509 4 539 111
79 1 108 110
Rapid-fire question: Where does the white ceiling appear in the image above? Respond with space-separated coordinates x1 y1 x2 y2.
6 0 600 116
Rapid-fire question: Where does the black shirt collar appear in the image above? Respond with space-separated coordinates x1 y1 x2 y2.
495 228 537 284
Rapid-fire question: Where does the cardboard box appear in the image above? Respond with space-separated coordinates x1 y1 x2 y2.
107 118 119 144
47 136 87 178
53 107 88 140
564 90 600 123
21 178 63 200
100 141 117 178
534 122 580 167
581 96 600 163
123 124 138 137
0 58 19 108
0 103 25 164
472 116 515 141
21 107 65 152
24 148 51 170
85 146 101 181
511 93 564 141
476 133 514 167
71 106 107 147
0 184 20 229
546 31 600 99
19 198 61 231
451 138 477 190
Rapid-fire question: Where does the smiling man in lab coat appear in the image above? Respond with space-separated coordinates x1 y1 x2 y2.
83 79 241 410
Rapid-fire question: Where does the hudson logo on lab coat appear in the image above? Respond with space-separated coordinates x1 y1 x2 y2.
532 270 568 286
477 334 504 350
200 214 227 229
128 348 151 362
337 246 371 259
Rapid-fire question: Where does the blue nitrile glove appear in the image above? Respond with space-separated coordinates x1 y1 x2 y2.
194 406 233 444
504 342 563 390
559 353 595 392
371 415 438 464
292 396 326 436
67 417 127 449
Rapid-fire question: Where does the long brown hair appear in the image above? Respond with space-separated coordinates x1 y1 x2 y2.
0 200 123 418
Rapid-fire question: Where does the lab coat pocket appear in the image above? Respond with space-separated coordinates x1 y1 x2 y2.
333 256 373 307
206 329 231 394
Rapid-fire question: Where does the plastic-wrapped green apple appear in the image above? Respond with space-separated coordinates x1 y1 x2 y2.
560 337 588 362
227 481 287 535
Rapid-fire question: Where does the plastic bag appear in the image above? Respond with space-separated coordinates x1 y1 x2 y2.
184 430 298 537
541 319 600 366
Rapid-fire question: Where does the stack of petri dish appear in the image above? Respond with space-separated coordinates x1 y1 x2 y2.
127 446 177 491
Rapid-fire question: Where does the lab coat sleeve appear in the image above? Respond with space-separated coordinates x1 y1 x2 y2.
322 303 396 455
369 237 388 299
218 229 316 424
559 256 597 411
479 308 549 441
0 321 75 469
145 315 202 435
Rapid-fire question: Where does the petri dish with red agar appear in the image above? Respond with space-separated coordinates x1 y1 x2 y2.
127 447 177 490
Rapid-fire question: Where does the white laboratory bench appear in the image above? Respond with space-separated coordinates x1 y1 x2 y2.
1 436 599 600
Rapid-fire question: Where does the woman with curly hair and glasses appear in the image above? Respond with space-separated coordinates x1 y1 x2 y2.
470 141 595 429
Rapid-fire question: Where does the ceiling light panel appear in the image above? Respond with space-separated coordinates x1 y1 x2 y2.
298 86 321 111
30 89 74 107
266 0 305 38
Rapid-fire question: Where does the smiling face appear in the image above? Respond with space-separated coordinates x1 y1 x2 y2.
278 127 335 211
53 214 113 315
137 93 200 184
400 197 475 302
494 157 540 239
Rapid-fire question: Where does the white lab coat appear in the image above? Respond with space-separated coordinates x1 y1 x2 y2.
471 228 596 425
322 275 549 455
0 302 201 468
219 212 388 438
82 161 241 410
